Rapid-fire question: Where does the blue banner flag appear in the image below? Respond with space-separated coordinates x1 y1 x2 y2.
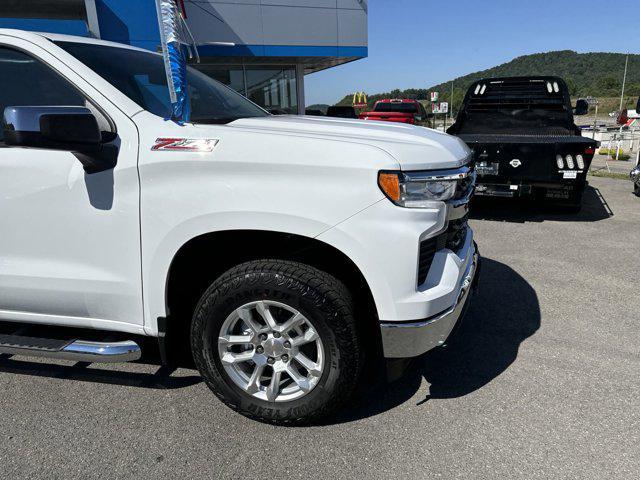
155 0 198 124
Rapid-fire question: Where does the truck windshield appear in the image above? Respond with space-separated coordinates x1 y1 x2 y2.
373 103 418 113
55 41 268 124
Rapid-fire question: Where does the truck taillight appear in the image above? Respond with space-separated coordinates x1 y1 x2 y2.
556 155 564 169
584 146 595 155
565 155 575 169
576 154 585 170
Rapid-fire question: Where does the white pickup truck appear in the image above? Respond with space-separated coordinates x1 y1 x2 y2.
0 29 478 424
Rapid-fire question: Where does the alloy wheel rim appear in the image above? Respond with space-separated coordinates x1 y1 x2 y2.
217 300 325 402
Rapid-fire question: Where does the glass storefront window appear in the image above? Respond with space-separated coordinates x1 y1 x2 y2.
195 64 299 115
245 67 297 115
195 65 245 96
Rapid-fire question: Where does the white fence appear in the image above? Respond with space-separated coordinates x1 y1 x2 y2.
584 128 640 154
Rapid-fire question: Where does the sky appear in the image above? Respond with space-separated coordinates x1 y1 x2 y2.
305 0 640 106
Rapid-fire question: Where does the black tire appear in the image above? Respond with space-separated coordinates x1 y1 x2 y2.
191 259 362 425
634 183 640 197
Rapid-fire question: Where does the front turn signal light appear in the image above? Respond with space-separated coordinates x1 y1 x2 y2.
378 172 401 202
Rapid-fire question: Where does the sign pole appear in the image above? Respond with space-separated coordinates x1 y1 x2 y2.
430 91 439 130
616 53 629 160
449 81 454 124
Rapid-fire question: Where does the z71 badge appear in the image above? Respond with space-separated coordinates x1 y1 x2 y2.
510 159 522 168
152 138 219 152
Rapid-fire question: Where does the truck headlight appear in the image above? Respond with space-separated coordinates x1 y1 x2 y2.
378 168 472 207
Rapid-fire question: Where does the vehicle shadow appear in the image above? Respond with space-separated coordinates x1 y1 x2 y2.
327 257 540 425
0 356 202 390
470 185 613 223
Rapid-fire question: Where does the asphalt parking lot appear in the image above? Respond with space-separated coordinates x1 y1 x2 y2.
0 176 638 480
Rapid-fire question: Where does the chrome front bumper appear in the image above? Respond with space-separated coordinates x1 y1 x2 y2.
380 250 479 358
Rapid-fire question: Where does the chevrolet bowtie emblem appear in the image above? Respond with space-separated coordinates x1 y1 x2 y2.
510 159 522 168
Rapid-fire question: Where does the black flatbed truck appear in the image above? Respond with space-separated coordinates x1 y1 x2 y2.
447 76 598 211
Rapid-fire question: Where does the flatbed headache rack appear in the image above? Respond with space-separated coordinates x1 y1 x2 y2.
465 77 568 112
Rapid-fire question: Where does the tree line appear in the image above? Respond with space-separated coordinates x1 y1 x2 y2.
335 50 640 114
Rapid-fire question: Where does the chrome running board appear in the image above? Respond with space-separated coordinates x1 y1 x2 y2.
0 334 141 363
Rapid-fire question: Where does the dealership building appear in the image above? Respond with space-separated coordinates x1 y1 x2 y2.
0 0 368 114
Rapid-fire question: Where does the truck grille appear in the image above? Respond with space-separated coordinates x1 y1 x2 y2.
417 237 439 286
417 214 470 285
444 214 469 252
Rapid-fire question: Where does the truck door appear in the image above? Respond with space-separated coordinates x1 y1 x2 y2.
0 38 143 333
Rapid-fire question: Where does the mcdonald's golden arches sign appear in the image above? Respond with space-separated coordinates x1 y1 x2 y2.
352 92 368 108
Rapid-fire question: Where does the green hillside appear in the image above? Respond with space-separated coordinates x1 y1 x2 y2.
336 50 640 114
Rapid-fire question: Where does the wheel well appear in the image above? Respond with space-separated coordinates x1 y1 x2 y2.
164 230 380 365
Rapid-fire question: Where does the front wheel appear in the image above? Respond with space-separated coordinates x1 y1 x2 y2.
191 260 362 424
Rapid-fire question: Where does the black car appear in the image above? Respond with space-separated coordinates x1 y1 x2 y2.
631 163 640 197
326 105 358 119
447 76 598 211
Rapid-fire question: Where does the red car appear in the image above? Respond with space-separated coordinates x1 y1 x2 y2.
359 99 428 125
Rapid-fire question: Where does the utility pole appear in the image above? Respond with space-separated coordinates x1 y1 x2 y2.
616 53 629 161
619 53 629 112
592 99 598 140
449 81 454 124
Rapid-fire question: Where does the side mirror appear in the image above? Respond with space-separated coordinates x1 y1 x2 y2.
574 99 589 116
3 106 116 173
3 106 101 149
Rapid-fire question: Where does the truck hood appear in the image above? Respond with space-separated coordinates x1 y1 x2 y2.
228 115 472 170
